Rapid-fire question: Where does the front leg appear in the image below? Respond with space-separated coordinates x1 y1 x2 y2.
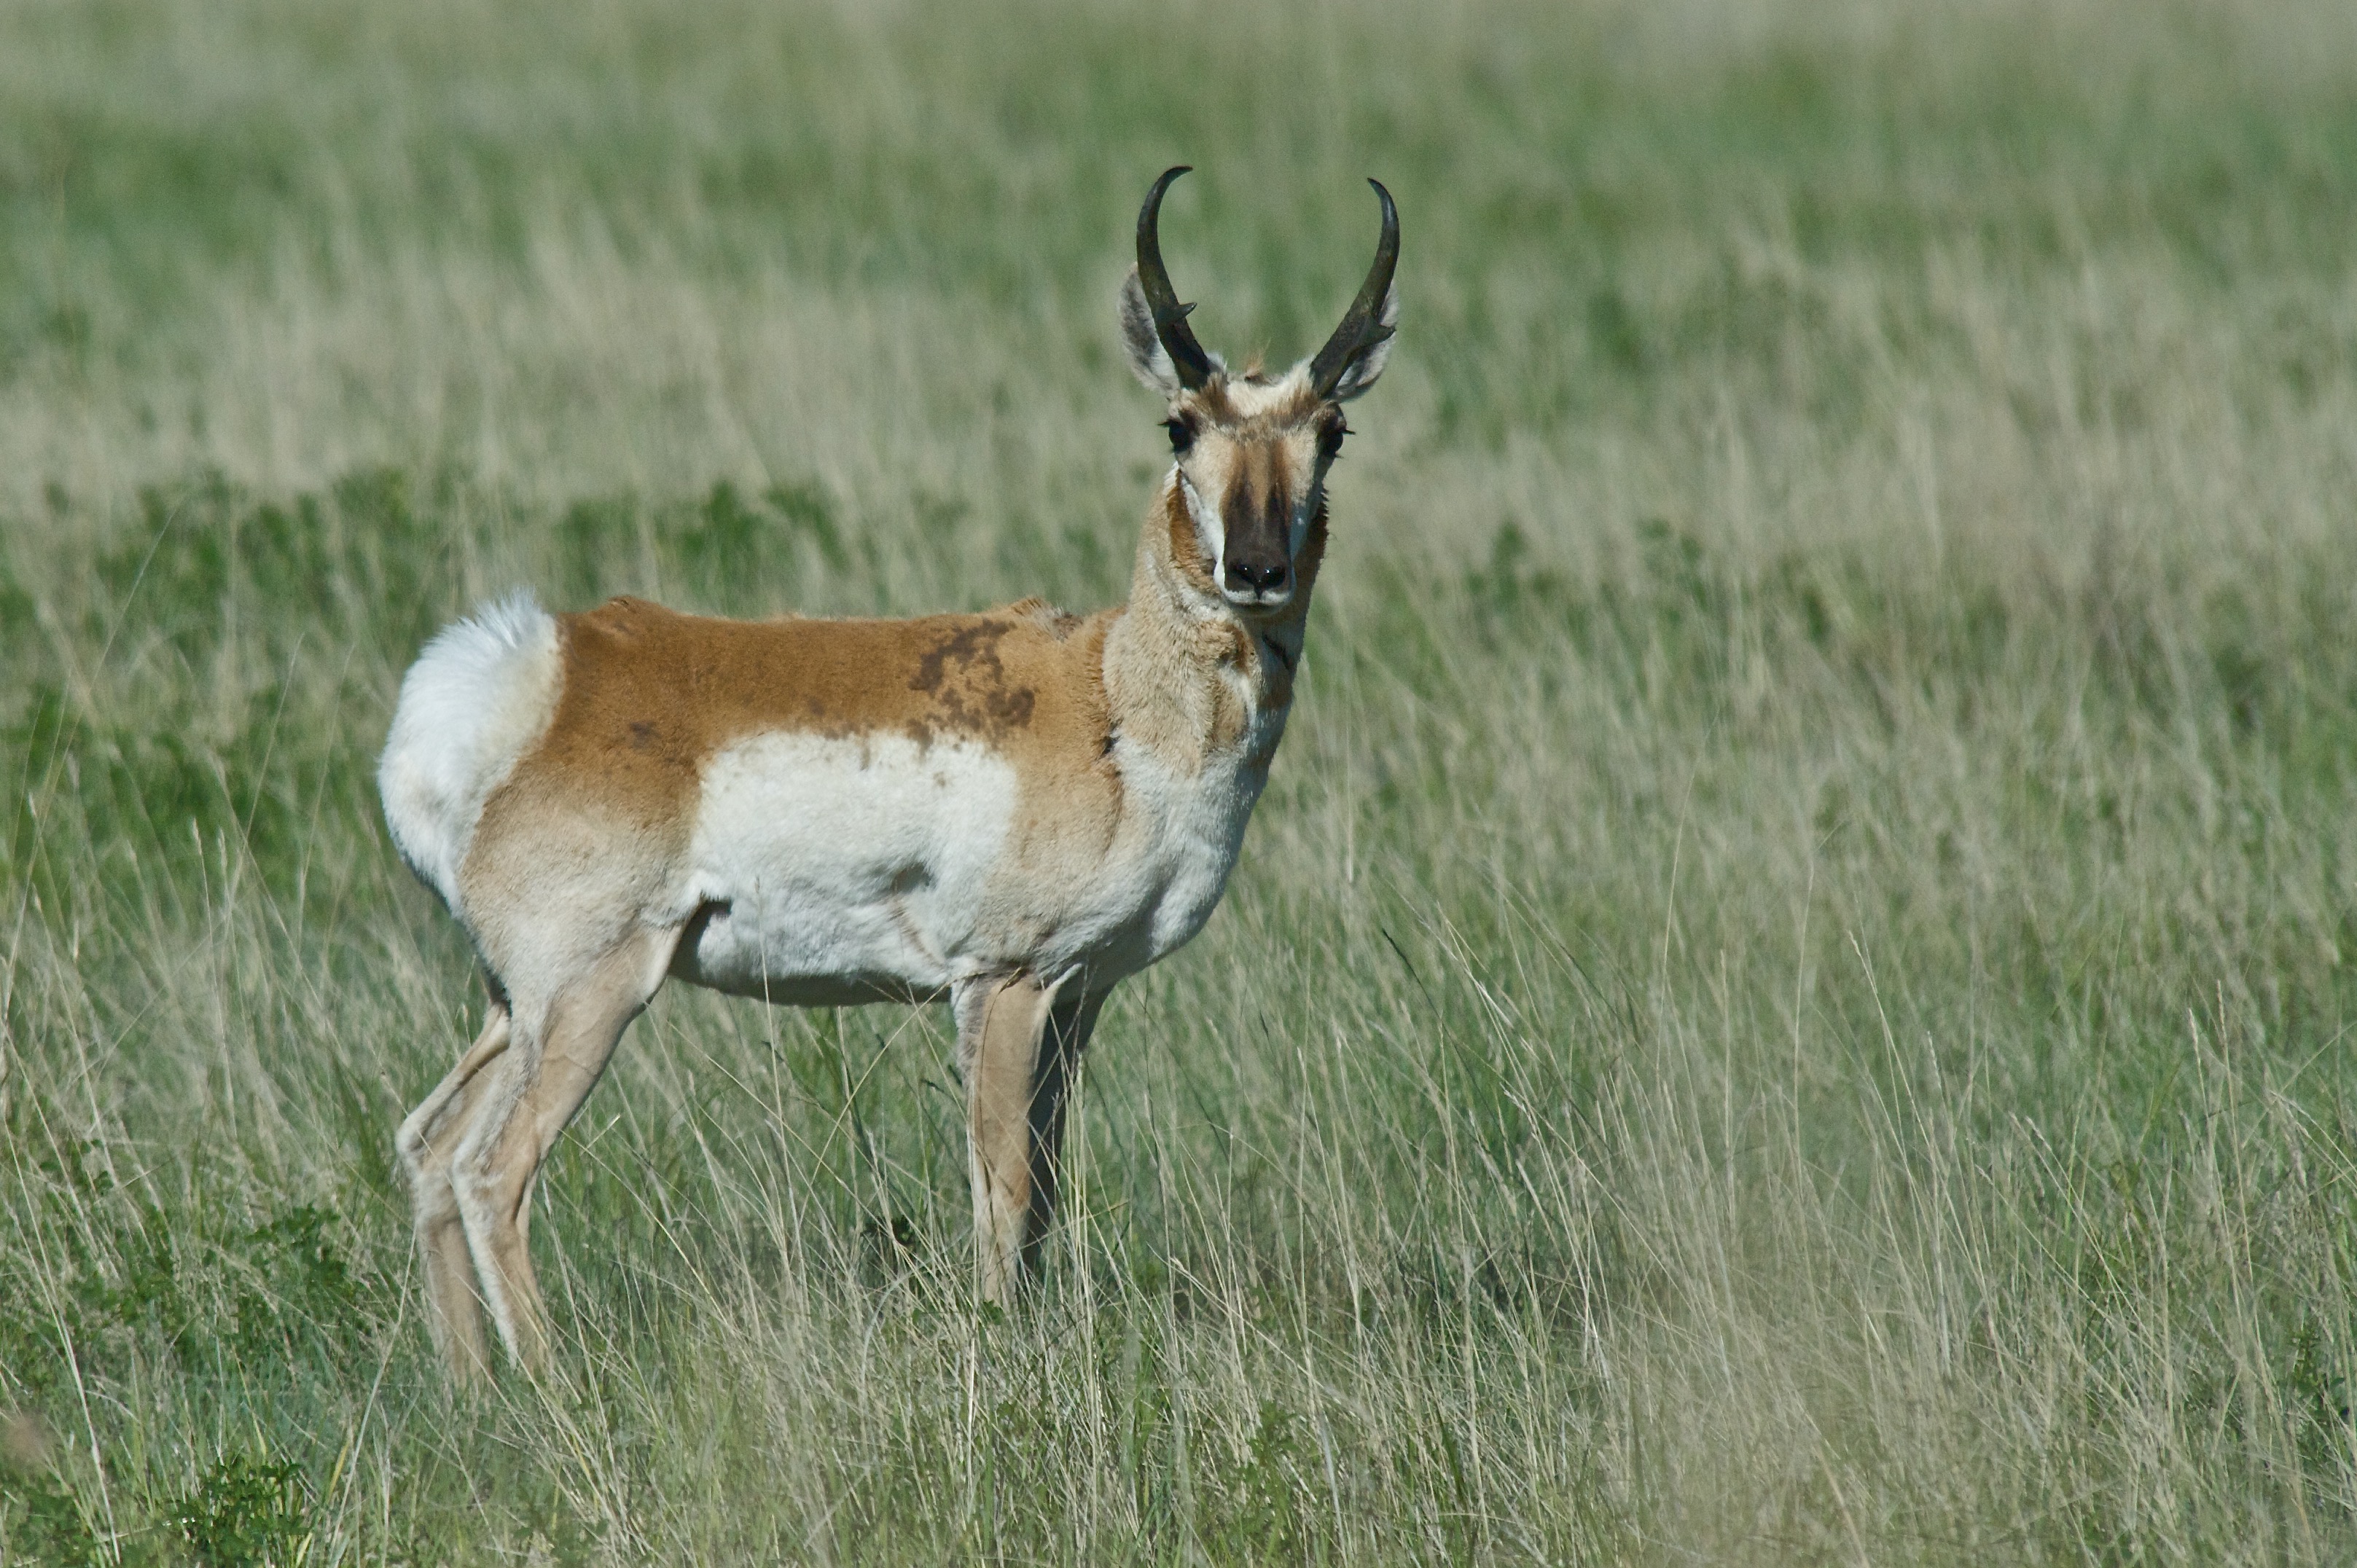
953 972 1107 1303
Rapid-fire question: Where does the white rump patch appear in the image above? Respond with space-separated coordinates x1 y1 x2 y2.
378 590 562 909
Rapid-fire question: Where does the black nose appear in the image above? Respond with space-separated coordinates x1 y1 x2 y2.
1225 558 1291 597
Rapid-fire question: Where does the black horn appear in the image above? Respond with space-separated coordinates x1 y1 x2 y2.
1308 179 1400 399
1136 166 1218 391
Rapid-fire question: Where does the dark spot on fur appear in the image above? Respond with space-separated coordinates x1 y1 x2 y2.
907 619 1036 740
910 621 1012 695
987 686 1036 727
1005 597 1081 639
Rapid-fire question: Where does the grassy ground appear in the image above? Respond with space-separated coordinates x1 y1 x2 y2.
4 0 2357 1560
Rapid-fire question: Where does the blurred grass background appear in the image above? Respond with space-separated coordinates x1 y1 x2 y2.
5 0 2357 1561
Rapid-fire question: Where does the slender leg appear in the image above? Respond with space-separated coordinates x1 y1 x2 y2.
447 925 680 1373
955 973 1107 1303
1020 984 1106 1277
396 1003 513 1380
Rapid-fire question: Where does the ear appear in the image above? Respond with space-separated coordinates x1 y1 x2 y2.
1326 278 1400 401
1119 266 1187 397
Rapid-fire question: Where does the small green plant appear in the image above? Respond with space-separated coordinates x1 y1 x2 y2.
1216 1400 1318 1561
167 1452 310 1568
1 1467 103 1568
229 1206 371 1361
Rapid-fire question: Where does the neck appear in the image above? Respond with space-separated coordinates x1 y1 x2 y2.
1101 474 1324 773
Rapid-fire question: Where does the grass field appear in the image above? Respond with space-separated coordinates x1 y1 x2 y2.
5 0 2357 1560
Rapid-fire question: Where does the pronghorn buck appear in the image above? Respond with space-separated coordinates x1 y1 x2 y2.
380 168 1399 1376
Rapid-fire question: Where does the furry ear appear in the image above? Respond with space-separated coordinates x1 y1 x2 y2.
1119 267 1221 396
1326 277 1399 401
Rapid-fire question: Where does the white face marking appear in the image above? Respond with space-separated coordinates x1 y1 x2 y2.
1178 470 1227 587
1166 368 1337 614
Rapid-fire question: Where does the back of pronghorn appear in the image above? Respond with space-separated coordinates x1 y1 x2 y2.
380 168 1399 1376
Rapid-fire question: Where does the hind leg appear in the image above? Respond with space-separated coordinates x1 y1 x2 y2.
396 1000 514 1380
447 924 681 1372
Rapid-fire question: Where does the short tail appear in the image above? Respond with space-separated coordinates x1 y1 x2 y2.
378 591 562 910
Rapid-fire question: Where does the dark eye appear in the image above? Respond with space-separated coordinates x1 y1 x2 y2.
1318 420 1348 460
1164 418 1195 455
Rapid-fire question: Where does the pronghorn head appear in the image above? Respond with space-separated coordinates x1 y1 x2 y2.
1118 167 1399 617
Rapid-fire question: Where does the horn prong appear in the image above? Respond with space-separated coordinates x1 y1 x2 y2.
1136 167 1217 391
1308 177 1402 399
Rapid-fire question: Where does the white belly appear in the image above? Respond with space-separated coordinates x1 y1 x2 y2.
666 705 1284 1005
669 731 1018 1003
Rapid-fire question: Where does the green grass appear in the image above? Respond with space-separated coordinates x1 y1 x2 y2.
5 0 2357 1560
